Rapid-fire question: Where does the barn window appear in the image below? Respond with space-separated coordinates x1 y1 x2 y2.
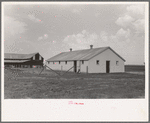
96 60 99 65
65 61 67 64
116 61 119 66
59 61 60 64
82 60 84 64
33 56 35 60
39 56 41 60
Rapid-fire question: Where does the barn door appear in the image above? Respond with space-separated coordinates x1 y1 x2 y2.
106 61 110 73
74 61 77 72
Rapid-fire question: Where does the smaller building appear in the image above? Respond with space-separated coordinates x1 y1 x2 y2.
4 52 44 68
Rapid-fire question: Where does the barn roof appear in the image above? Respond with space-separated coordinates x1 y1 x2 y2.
4 52 39 60
46 47 125 62
4 60 30 63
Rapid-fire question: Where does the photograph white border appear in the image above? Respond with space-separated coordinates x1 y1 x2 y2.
1 2 149 121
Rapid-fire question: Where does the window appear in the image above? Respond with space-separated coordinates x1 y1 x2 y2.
33 56 35 60
65 61 67 64
39 56 42 60
82 60 84 64
96 60 99 65
59 61 60 64
116 61 119 66
48 61 50 64
53 62 54 64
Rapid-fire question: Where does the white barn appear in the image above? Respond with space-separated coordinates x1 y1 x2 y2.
46 46 125 73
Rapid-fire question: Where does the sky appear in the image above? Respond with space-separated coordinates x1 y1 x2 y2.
3 2 147 65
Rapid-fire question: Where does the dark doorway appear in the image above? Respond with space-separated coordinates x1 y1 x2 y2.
74 61 77 72
106 61 110 73
86 66 88 73
35 53 39 60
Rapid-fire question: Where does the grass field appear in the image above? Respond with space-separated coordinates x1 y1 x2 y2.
4 65 145 99
125 65 145 72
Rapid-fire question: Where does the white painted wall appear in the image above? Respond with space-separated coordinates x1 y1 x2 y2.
80 61 88 73
46 60 89 73
88 49 125 73
46 61 74 72
76 61 81 72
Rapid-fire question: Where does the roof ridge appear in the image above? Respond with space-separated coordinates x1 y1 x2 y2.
62 46 110 53
4 52 38 55
46 46 111 61
4 52 40 60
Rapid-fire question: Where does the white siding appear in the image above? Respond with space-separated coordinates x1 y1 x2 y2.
88 49 124 73
47 60 90 73
80 61 88 73
76 61 81 72
46 61 74 72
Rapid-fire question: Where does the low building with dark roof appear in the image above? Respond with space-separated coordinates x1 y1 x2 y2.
4 52 44 68
46 46 125 73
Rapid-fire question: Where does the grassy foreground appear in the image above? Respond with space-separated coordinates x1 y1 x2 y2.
4 65 145 99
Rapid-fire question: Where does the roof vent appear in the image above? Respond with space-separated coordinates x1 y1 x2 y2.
90 45 93 49
70 48 72 51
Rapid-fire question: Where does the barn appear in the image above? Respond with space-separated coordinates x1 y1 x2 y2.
46 46 125 73
4 52 44 68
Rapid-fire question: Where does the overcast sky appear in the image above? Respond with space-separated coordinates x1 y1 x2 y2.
3 2 146 65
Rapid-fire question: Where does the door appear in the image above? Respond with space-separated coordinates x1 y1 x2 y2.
106 61 110 73
74 61 77 72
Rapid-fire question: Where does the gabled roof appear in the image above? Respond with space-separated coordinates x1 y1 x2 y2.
4 52 39 60
46 47 125 62
4 60 30 63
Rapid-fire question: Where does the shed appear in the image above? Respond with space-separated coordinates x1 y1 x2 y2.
46 46 125 73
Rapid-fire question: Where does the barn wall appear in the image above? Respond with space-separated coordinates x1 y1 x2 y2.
32 54 43 61
46 61 74 71
46 60 89 73
88 49 125 73
80 61 88 73
76 61 81 72
61 61 74 71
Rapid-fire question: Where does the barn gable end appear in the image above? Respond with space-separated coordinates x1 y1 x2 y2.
88 48 125 73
